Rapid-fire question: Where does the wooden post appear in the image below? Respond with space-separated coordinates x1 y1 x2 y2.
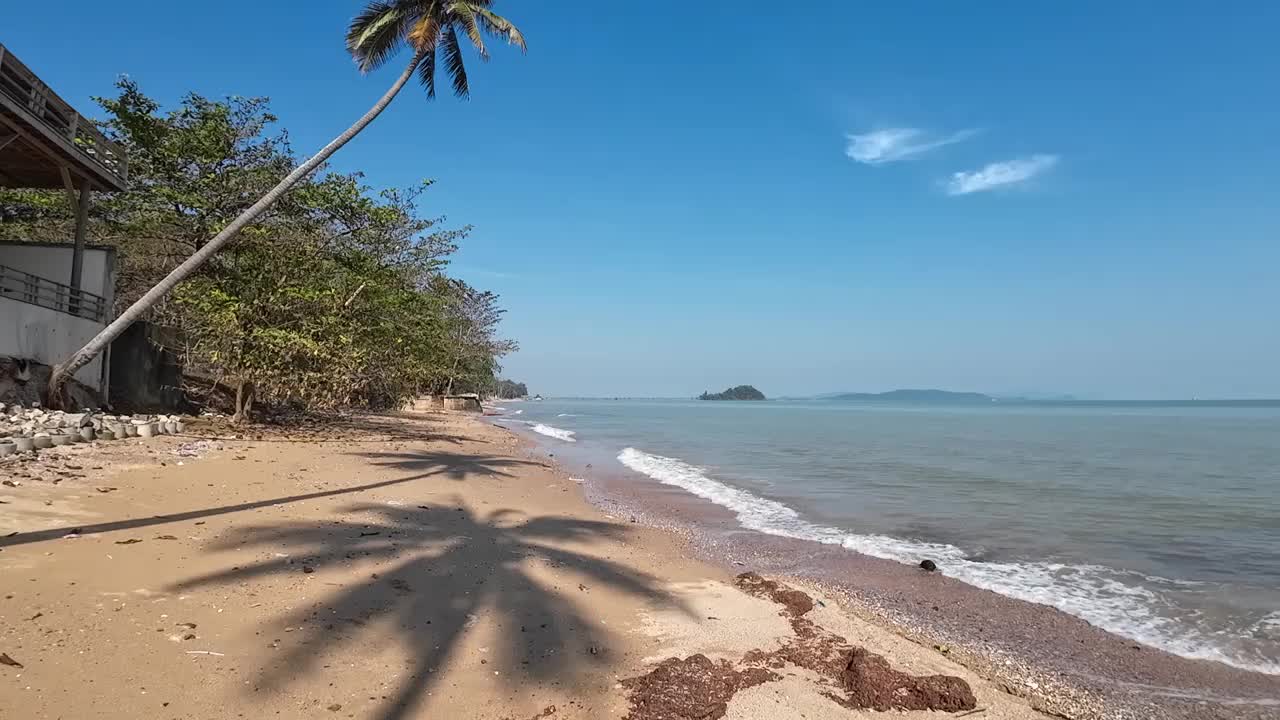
69 176 93 315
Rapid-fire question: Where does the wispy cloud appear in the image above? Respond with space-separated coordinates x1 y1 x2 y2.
944 154 1059 196
845 127 978 165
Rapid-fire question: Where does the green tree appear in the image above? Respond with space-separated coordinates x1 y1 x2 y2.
6 81 505 419
47 0 526 405
430 278 517 395
492 379 528 399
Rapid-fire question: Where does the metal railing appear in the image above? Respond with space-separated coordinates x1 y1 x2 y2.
0 44 129 185
0 263 107 322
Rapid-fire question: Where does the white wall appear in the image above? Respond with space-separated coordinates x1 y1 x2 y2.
0 296 105 389
0 244 115 305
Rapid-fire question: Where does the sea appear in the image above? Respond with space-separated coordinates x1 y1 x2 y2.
492 398 1280 676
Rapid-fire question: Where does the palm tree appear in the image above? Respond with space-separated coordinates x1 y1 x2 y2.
48 0 525 406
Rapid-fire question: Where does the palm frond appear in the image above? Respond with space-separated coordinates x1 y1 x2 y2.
416 46 438 99
346 2 414 72
473 7 526 51
441 25 470 98
449 3 489 61
407 4 443 52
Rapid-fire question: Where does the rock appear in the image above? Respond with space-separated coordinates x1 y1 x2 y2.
0 652 23 668
919 559 938 572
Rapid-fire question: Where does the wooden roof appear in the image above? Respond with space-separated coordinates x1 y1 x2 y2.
0 43 128 192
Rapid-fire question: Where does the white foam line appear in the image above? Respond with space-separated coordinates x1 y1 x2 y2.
531 423 576 442
616 447 1280 675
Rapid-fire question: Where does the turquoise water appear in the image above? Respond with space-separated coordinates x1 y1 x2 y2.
496 398 1280 674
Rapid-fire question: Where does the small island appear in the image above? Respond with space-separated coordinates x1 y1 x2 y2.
699 385 766 401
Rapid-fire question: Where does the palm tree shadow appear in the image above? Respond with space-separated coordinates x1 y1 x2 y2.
356 450 544 481
0 452 532 550
170 503 691 720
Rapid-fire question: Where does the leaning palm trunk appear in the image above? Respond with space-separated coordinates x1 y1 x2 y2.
48 51 427 407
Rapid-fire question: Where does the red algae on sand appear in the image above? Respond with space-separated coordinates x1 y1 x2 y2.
622 572 977 719
622 654 778 720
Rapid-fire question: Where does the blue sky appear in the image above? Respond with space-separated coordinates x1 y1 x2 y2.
7 2 1279 398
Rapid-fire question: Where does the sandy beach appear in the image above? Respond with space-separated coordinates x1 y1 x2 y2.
0 411 1063 720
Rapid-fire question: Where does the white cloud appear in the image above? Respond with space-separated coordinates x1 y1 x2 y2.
845 127 977 165
945 154 1059 196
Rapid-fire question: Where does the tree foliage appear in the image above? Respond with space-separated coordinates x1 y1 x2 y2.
0 81 516 418
698 385 766 401
492 379 529 399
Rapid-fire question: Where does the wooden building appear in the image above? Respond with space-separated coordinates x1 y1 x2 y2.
0 42 128 394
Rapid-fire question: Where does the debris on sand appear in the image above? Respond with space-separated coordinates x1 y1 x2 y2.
622 573 977 718
733 571 814 617
840 647 976 711
622 654 778 720
0 652 23 668
735 572 976 712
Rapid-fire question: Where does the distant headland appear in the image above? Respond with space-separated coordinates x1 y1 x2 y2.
818 389 994 404
699 385 766 401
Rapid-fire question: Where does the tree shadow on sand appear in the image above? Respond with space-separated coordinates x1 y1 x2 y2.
1 452 536 549
192 412 480 445
355 449 544 482
170 503 691 720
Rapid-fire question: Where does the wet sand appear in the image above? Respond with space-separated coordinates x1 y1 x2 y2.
2 411 1052 719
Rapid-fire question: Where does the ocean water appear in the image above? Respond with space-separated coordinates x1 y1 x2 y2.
496 399 1280 675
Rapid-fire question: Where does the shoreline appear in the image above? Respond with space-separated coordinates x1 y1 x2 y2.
2 410 1055 720
494 414 1280 719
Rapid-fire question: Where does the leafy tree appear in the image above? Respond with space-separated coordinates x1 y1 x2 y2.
429 277 518 395
492 379 528 399
4 80 513 420
47 0 526 405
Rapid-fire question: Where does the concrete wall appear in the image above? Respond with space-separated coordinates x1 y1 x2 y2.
0 296 105 388
0 243 116 306
109 321 185 412
443 395 482 412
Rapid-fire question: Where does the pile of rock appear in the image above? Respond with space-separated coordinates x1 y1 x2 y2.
0 402 188 457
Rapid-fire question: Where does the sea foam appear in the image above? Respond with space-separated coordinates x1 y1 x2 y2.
531 423 576 442
617 447 1280 675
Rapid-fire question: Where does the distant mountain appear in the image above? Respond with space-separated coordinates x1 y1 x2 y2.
820 389 995 404
699 385 767 401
